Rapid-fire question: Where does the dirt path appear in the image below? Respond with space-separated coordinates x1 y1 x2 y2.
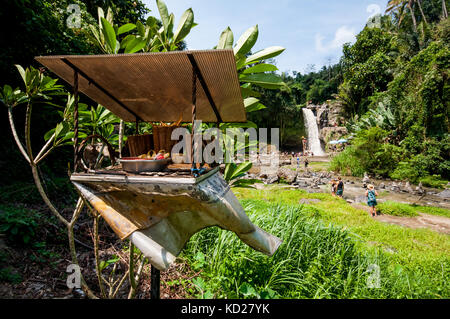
351 203 450 234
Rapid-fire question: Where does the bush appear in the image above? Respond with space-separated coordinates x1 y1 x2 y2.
329 146 365 177
0 205 39 245
377 201 418 217
419 175 448 189
331 127 402 177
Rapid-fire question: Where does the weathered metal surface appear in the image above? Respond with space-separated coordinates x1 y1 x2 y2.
71 169 282 271
35 50 246 123
119 158 170 173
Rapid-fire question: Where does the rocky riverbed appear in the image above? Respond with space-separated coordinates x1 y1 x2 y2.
246 158 450 210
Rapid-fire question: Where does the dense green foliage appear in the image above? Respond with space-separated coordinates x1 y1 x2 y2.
0 0 150 185
331 3 449 183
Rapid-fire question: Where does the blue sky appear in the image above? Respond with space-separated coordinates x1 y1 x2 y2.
142 0 388 74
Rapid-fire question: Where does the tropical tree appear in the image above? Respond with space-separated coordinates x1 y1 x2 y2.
386 0 418 32
1 65 100 298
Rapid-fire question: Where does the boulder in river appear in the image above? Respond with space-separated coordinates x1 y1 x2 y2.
416 182 425 195
266 174 279 184
390 182 400 192
362 172 371 184
404 181 414 193
436 188 450 199
277 167 297 184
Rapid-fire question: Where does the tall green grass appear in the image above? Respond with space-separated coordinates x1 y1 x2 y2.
182 200 449 299
329 147 365 177
377 201 418 217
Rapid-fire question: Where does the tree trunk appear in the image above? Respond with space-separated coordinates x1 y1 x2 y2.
417 0 428 24
408 1 418 33
443 0 448 19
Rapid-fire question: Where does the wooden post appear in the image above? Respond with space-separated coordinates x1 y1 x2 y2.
150 265 160 299
73 70 79 171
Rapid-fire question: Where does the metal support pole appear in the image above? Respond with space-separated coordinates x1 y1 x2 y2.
150 265 160 299
191 68 197 170
73 70 79 172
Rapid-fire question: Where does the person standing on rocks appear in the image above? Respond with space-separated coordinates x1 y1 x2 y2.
336 177 344 198
365 184 379 217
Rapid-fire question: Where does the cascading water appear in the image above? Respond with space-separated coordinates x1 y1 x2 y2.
302 108 325 156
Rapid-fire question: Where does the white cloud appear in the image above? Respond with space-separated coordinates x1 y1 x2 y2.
315 26 356 53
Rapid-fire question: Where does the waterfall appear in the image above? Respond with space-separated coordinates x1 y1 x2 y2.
302 108 325 156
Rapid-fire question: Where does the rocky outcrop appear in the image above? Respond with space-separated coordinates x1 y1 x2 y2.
277 167 298 184
320 126 348 144
305 101 347 147
437 189 450 199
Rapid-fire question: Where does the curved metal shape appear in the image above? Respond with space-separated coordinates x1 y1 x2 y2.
71 169 282 271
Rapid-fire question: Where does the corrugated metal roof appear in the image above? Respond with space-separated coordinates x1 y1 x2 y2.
35 50 246 123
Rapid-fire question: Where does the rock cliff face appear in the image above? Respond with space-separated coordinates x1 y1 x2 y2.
320 126 348 143
306 101 347 144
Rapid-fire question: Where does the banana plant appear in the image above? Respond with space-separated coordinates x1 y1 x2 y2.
123 0 195 52
118 0 196 53
216 25 286 132
223 162 261 188
87 7 122 54
215 26 286 186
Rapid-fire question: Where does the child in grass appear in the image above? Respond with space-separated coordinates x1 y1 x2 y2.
365 184 379 217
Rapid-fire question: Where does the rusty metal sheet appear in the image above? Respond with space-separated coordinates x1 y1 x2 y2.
71 170 281 271
35 50 247 123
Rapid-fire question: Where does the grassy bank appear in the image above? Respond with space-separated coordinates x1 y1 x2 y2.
180 186 449 299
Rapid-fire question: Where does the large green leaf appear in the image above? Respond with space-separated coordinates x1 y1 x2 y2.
101 17 117 53
229 162 253 180
166 13 175 39
233 25 258 57
173 8 194 43
97 7 105 26
15 65 27 86
242 63 278 74
54 121 69 140
245 46 285 64
231 178 261 188
156 0 171 31
146 16 158 28
105 7 114 25
136 21 146 37
217 27 234 49
117 23 136 35
240 73 285 89
240 86 261 98
244 97 266 113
